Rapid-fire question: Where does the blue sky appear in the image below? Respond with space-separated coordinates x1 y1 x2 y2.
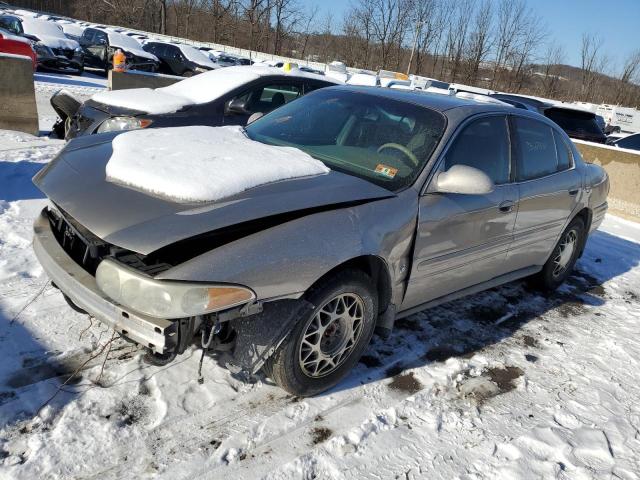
307 0 640 72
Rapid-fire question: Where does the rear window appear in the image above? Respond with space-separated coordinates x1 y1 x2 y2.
544 109 603 136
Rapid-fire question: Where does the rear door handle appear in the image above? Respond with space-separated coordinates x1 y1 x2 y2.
498 200 515 213
568 188 579 196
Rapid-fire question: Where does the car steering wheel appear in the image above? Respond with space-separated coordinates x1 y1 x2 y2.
376 143 419 167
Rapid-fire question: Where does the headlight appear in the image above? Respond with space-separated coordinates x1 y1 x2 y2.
96 259 255 319
33 42 53 57
96 116 153 134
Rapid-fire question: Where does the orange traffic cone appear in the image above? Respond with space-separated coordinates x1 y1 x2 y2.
113 49 126 72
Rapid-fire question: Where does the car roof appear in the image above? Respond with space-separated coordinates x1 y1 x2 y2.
335 85 514 113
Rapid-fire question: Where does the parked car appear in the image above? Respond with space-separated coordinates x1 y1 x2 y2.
18 16 84 74
0 27 37 69
606 132 640 151
199 48 253 67
490 93 607 143
55 65 339 139
143 41 217 76
79 27 158 75
33 87 609 396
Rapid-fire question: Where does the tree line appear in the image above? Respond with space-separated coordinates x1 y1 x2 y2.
10 0 640 108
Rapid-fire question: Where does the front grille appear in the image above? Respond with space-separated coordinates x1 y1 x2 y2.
52 48 74 59
47 206 172 277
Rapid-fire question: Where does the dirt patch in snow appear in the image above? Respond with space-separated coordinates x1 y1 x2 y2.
486 366 524 394
388 372 423 395
311 426 332 445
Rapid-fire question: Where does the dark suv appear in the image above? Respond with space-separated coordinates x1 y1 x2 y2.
490 93 607 144
143 42 217 76
79 27 159 75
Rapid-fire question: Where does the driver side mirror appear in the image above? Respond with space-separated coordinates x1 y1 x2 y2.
225 97 251 116
432 164 494 195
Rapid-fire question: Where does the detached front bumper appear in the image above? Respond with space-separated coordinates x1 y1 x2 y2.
33 210 173 353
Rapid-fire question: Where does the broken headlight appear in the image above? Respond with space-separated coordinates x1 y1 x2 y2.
96 259 255 319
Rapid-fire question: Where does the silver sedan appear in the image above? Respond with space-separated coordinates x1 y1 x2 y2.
32 87 609 396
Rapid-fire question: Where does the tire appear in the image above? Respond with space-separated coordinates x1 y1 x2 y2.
531 217 585 291
265 269 378 397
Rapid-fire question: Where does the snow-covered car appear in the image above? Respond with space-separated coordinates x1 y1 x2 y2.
79 27 159 75
33 87 609 396
55 65 340 139
142 41 217 76
20 16 83 74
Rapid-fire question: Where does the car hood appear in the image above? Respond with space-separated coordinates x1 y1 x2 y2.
35 34 78 50
33 134 394 255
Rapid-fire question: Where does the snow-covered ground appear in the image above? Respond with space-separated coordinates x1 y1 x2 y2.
0 78 639 479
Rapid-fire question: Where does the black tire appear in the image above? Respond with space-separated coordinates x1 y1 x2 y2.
531 217 585 291
265 269 378 397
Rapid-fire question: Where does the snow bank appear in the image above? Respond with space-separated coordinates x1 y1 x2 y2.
105 125 329 202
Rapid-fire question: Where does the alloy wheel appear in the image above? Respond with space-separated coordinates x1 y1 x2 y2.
298 293 365 378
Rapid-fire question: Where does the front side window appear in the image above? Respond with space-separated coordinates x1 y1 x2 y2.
444 116 511 185
246 89 446 191
514 117 559 181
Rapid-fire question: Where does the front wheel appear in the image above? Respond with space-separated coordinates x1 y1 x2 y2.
532 217 585 291
265 269 378 397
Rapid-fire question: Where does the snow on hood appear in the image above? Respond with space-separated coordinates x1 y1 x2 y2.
179 44 217 69
106 125 330 203
106 31 158 61
90 66 270 114
21 18 79 50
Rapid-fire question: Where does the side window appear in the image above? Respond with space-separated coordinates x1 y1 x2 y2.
444 116 511 185
82 29 95 43
553 130 572 171
513 117 560 181
258 84 301 105
94 31 108 45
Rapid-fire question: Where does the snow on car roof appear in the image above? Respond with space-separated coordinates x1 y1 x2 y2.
176 43 217 67
106 125 329 203
91 65 337 114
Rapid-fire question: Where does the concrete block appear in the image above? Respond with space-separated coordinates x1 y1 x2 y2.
0 54 39 136
108 70 183 90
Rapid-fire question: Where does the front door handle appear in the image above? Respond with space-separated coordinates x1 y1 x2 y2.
568 188 579 196
498 200 515 213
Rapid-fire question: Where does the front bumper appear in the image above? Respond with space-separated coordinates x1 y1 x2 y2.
38 56 83 73
33 210 173 353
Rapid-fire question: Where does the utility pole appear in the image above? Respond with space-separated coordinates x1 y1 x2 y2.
406 20 423 76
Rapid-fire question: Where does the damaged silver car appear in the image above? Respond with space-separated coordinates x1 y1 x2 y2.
32 87 609 396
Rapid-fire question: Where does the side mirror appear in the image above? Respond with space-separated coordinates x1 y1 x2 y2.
433 164 494 195
225 97 250 116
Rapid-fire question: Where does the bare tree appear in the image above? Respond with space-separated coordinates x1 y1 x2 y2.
580 33 606 101
463 0 493 84
614 49 640 104
539 42 565 98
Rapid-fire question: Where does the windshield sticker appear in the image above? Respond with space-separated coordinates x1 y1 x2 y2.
375 164 398 179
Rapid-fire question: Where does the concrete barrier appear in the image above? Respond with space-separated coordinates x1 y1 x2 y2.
0 53 39 136
574 140 640 222
108 70 183 90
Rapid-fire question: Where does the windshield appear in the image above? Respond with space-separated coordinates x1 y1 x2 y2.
245 89 446 191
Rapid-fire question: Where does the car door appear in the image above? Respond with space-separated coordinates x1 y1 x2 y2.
402 114 518 310
223 81 303 126
507 115 582 269
86 30 108 69
79 29 98 67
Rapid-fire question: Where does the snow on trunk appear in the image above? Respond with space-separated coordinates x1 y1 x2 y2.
105 125 329 203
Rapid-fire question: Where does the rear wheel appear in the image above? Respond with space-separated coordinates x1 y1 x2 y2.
532 217 585 291
265 270 377 397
